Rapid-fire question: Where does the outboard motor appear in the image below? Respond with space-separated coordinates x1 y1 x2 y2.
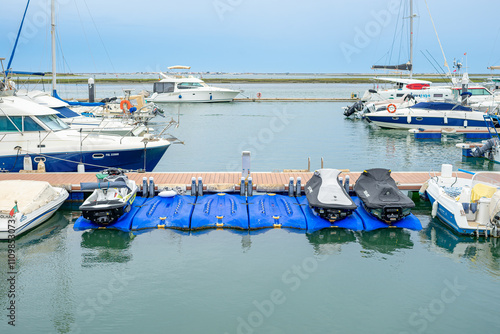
344 101 364 117
471 138 498 158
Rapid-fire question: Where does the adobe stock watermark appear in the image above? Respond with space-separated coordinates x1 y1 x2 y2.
213 0 244 21
340 0 401 63
225 254 328 334
400 277 467 334
224 107 296 172
7 0 71 46
57 270 134 334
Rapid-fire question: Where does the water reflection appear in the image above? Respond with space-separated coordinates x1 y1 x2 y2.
422 219 500 276
80 230 135 266
306 228 356 255
357 228 414 256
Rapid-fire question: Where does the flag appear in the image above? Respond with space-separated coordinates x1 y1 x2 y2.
464 52 467 56
9 202 18 217
453 69 457 72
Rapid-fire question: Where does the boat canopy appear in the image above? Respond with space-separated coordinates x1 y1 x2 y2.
372 62 412 71
168 66 191 70
410 102 473 112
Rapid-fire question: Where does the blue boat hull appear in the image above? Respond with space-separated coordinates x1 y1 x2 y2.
0 145 169 172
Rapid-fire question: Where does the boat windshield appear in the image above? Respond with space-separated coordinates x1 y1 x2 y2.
471 172 500 188
177 82 206 89
37 114 70 131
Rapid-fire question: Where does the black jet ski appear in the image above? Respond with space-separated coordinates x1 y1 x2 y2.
305 169 357 222
79 168 138 226
353 168 415 223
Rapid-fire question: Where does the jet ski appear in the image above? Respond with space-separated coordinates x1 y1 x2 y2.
353 168 415 223
305 169 357 221
79 168 138 226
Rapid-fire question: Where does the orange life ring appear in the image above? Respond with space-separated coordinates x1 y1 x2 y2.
120 100 132 111
387 104 397 113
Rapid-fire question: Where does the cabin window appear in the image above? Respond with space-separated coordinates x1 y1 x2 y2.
433 94 443 98
37 115 69 131
153 82 175 93
177 82 204 89
396 94 404 97
24 116 45 131
0 116 22 132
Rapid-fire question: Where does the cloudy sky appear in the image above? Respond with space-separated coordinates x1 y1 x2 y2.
1 0 500 74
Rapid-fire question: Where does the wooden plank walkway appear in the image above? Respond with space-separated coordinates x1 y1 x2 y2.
0 171 473 192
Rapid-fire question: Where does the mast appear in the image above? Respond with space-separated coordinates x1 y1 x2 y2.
409 0 413 78
51 0 56 95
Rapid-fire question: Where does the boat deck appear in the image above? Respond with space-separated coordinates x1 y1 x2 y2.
0 171 473 192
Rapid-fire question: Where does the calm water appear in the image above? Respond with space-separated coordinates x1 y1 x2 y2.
1 83 500 333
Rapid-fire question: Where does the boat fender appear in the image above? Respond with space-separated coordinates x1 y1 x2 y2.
431 201 438 217
120 100 132 111
344 175 350 194
142 177 148 197
148 177 155 198
387 104 397 113
407 114 411 124
191 177 197 196
296 177 302 197
444 112 448 124
159 189 177 198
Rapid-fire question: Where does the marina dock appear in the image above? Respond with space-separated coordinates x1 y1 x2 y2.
234 98 358 102
0 171 472 194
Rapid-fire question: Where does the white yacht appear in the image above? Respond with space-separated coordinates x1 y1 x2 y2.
146 66 241 103
0 96 170 172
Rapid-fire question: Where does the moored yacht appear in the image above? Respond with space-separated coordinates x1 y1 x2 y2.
0 96 170 172
146 66 241 103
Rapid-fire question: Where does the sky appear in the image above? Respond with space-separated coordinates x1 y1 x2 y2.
1 0 500 74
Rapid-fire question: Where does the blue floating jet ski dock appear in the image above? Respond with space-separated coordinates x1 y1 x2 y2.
74 173 422 233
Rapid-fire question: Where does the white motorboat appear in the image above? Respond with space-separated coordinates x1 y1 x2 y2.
146 66 241 103
0 95 170 172
423 164 500 237
0 180 68 239
365 101 489 130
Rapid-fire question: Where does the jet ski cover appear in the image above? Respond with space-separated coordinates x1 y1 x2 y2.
354 169 415 209
305 169 357 210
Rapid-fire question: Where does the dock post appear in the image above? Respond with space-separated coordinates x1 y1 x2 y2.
308 157 311 172
296 177 302 197
321 157 324 169
88 78 95 103
148 177 155 198
191 177 197 196
240 177 245 196
198 177 203 196
142 177 148 197
247 177 253 197
288 177 294 197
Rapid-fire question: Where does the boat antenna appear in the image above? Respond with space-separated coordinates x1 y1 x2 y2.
424 0 452 79
51 0 57 96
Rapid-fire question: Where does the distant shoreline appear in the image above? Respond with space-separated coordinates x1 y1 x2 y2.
9 77 490 84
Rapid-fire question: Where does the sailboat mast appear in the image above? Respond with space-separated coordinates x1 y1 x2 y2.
51 0 56 95
410 0 413 78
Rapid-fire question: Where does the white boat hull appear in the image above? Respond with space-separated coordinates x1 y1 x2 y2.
0 187 68 239
147 90 240 103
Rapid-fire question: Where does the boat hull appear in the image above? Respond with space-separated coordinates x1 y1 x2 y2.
0 188 68 239
147 90 240 103
0 145 169 173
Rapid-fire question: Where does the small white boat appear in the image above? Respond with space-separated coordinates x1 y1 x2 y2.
0 180 68 239
146 66 241 103
423 164 500 237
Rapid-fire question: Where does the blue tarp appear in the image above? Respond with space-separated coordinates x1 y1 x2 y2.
248 194 306 230
191 193 248 230
131 195 194 230
410 102 472 112
54 106 80 118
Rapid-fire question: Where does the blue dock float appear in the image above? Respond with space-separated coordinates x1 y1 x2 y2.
352 197 422 231
248 194 306 230
190 193 249 230
74 196 148 232
297 196 364 232
131 195 194 231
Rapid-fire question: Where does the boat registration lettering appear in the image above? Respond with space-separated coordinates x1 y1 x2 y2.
8 218 16 230
105 153 119 157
